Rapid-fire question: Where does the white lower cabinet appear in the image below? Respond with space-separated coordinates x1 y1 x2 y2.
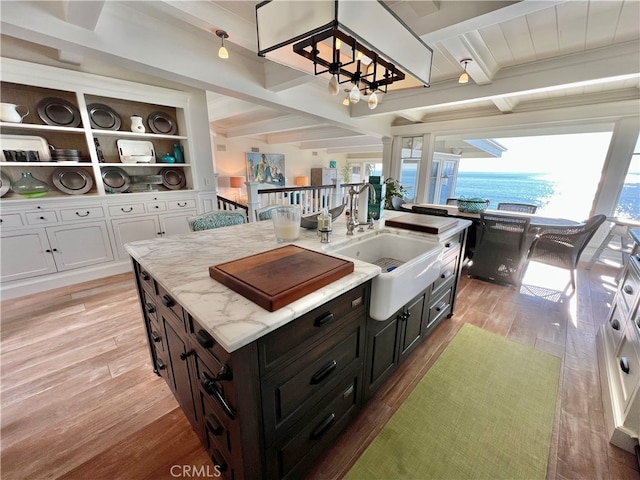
0 221 114 282
111 211 195 259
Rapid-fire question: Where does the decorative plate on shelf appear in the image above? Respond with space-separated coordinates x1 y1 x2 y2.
159 167 186 190
0 171 11 197
87 103 122 130
147 111 177 135
52 167 93 195
36 97 82 128
101 166 130 193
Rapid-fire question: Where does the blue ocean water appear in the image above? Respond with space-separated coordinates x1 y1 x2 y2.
399 170 639 219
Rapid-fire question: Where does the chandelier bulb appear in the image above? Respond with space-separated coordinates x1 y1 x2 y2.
367 91 378 109
342 95 350 106
328 75 340 95
349 83 361 104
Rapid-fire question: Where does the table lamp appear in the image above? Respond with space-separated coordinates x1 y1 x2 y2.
230 176 244 201
294 176 309 187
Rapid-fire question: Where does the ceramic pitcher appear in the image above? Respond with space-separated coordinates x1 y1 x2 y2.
130 115 145 133
0 103 29 123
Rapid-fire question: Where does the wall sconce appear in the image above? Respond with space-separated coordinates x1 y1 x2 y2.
216 30 229 59
294 176 309 187
229 176 243 201
458 58 471 84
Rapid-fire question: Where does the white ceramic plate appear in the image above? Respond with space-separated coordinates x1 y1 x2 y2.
0 171 11 197
52 167 93 195
0 134 51 162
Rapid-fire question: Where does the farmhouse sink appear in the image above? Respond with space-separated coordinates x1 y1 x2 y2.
324 232 443 321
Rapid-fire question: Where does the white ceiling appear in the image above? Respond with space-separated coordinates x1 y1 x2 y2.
1 1 638 156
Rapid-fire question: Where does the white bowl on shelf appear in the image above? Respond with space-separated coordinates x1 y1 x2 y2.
121 155 154 163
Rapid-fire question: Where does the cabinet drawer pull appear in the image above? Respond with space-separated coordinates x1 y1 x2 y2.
623 285 634 295
179 350 193 361
195 329 214 349
177 202 187 207
75 211 90 217
435 301 449 312
161 294 175 307
201 378 235 420
151 331 162 343
210 452 228 473
140 270 150 281
440 270 452 280
155 358 166 370
314 312 335 327
310 413 336 440
620 357 630 374
610 318 620 330
205 415 224 435
310 359 337 385
120 207 134 213
145 303 155 314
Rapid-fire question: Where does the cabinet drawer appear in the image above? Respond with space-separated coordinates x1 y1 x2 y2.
25 211 58 225
0 213 23 227
261 320 363 445
168 199 196 210
266 370 360 480
426 287 453 331
432 254 457 297
59 207 105 221
147 316 165 353
606 301 626 353
188 315 231 368
153 348 171 384
208 444 235 480
156 283 184 328
615 329 640 406
146 201 167 213
136 263 156 296
258 283 368 375
619 263 640 313
108 204 145 216
142 290 158 322
195 355 236 423
201 393 234 460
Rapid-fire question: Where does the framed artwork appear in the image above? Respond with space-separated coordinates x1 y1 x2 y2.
329 160 337 168
246 152 285 188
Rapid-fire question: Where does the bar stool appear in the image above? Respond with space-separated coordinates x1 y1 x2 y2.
586 217 639 270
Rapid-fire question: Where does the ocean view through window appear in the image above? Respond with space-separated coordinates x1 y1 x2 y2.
418 132 632 221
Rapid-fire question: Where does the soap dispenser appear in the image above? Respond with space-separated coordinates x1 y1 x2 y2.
317 208 332 243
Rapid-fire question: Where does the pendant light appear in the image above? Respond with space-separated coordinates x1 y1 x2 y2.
349 82 361 104
367 91 378 109
216 30 229 59
328 75 340 95
458 58 471 84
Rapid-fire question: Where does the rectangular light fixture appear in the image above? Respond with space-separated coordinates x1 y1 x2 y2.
256 0 432 94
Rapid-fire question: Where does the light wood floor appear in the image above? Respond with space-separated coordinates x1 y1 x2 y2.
1 263 638 480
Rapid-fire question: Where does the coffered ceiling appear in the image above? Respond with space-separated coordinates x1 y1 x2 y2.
1 1 638 155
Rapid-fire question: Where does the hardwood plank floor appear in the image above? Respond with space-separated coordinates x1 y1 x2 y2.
1 265 638 479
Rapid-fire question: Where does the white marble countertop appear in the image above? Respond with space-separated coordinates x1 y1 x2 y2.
125 210 470 352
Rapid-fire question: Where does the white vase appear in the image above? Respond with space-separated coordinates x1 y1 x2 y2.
130 115 145 133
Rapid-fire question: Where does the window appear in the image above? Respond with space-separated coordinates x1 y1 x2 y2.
400 137 421 202
614 132 640 219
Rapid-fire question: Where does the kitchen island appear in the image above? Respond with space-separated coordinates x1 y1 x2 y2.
125 211 470 479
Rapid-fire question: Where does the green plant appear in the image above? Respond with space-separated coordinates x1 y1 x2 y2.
340 164 351 183
384 178 408 209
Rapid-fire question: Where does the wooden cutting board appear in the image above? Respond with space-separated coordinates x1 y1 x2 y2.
209 245 354 311
385 213 458 234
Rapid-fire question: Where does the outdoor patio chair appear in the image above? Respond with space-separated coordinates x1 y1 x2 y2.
525 214 606 290
497 203 538 214
187 210 247 231
468 212 535 287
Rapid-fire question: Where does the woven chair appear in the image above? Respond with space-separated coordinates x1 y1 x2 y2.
187 210 247 231
526 214 606 290
255 205 279 221
497 203 538 214
468 213 535 287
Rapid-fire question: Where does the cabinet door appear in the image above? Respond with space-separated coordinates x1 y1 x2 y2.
364 316 399 399
163 315 198 428
111 216 161 259
159 211 196 237
0 229 57 282
398 294 426 362
46 221 114 272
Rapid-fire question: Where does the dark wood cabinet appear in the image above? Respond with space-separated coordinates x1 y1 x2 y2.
131 227 467 479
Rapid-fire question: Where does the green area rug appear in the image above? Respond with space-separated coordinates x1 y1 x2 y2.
345 324 561 480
